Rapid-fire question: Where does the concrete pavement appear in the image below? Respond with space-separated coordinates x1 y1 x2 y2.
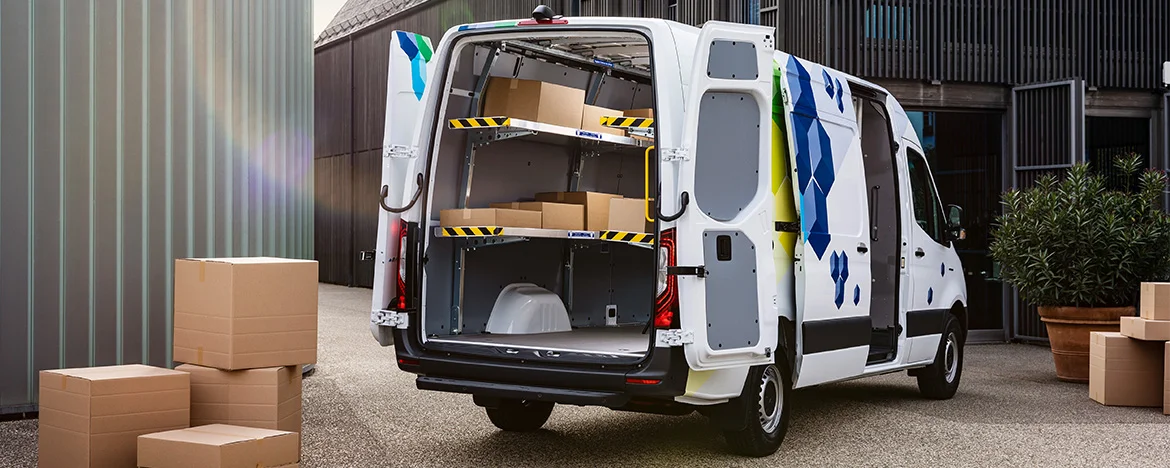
3 283 1168 467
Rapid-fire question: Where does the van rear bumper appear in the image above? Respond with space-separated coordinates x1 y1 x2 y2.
392 325 688 406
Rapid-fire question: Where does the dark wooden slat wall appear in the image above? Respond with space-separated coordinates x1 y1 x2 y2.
805 0 1169 90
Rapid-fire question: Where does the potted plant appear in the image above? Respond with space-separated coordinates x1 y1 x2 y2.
990 154 1170 382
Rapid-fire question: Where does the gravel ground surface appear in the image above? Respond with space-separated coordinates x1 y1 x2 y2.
3 283 1169 467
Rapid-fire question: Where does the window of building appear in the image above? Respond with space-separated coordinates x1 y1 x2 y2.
864 5 910 40
906 148 945 244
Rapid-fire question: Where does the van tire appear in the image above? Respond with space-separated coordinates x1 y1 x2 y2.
723 362 791 457
485 399 554 432
916 314 964 400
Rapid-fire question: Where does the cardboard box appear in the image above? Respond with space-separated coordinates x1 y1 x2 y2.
178 364 302 434
38 365 190 468
439 208 542 229
489 202 585 230
1120 316 1170 341
173 258 318 371
581 104 625 136
607 198 654 233
623 108 654 118
535 192 623 231
1141 282 1170 320
482 78 585 129
1089 332 1165 407
1165 342 1170 415
138 424 299 468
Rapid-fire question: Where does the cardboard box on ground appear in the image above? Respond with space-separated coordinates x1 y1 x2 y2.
137 424 299 468
172 258 318 370
489 202 584 230
179 364 303 433
38 365 190 468
1089 332 1165 407
1121 316 1170 341
482 77 585 129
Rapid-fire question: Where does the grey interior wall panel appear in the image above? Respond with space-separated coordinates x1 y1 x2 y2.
0 0 314 414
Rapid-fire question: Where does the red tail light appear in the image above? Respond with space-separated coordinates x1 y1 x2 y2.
626 378 661 385
395 219 409 310
654 229 678 328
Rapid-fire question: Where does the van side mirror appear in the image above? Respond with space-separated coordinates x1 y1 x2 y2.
947 205 966 241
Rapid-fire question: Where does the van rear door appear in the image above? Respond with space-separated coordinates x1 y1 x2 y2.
373 31 436 337
673 22 777 371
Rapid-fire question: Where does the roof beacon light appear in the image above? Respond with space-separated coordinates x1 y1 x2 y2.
520 5 568 25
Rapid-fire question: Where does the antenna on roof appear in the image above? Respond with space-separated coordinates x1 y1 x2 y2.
532 5 562 22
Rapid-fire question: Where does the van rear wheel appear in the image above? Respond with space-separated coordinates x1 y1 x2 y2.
723 363 791 457
916 314 964 400
485 399 554 432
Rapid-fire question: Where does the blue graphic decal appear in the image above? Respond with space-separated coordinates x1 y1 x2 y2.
787 57 838 260
853 285 861 305
834 78 844 112
927 287 934 305
941 262 946 277
397 31 429 100
830 251 850 309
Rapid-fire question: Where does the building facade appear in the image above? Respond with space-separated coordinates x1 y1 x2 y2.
0 0 315 414
314 0 1170 341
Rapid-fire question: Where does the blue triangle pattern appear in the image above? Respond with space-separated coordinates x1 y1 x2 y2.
927 287 934 305
853 285 861 305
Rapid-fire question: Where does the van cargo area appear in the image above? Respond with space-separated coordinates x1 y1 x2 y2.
420 32 660 362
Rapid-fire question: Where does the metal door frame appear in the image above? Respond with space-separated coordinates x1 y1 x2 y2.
1008 79 1085 341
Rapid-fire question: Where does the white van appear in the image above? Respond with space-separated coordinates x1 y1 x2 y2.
370 7 968 456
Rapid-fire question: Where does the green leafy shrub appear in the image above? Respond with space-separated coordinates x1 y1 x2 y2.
990 155 1170 307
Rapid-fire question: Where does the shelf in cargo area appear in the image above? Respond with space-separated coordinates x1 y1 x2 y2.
448 116 651 150
435 225 654 249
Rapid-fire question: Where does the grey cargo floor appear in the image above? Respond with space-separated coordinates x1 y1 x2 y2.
428 325 650 357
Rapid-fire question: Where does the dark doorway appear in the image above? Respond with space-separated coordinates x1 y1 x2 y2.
908 111 1004 332
854 87 900 364
1087 117 1151 191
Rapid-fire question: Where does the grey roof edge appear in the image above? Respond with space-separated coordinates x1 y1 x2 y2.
314 0 429 48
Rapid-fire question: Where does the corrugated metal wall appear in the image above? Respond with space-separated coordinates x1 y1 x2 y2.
0 0 314 414
796 0 1170 90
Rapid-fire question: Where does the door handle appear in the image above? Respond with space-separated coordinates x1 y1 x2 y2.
914 248 925 258
857 243 868 254
658 191 690 222
380 173 424 214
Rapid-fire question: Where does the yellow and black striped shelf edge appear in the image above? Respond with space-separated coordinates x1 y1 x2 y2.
438 226 654 246
599 116 654 129
599 230 655 245
448 116 512 129
440 226 504 237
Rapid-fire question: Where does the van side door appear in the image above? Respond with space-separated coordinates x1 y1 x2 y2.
673 22 777 370
779 56 873 388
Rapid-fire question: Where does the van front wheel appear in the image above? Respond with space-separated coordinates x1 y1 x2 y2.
916 314 964 400
723 363 791 457
485 399 554 432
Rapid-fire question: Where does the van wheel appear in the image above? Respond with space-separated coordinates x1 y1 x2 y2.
916 314 964 400
485 399 554 432
723 363 791 457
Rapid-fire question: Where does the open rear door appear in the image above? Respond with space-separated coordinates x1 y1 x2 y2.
674 22 777 370
372 31 436 342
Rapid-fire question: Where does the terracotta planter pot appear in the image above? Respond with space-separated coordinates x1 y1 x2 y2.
1037 306 1132 383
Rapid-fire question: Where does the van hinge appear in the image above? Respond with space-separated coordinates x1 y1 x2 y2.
384 145 417 159
668 266 707 277
656 329 695 347
660 148 690 162
372 309 409 329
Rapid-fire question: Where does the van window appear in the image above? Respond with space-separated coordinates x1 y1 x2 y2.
907 148 945 244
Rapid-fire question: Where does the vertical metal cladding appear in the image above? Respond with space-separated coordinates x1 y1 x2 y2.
0 0 314 413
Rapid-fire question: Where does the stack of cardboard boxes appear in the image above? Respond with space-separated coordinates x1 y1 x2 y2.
440 191 652 233
439 76 656 233
1090 282 1170 415
36 257 318 467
